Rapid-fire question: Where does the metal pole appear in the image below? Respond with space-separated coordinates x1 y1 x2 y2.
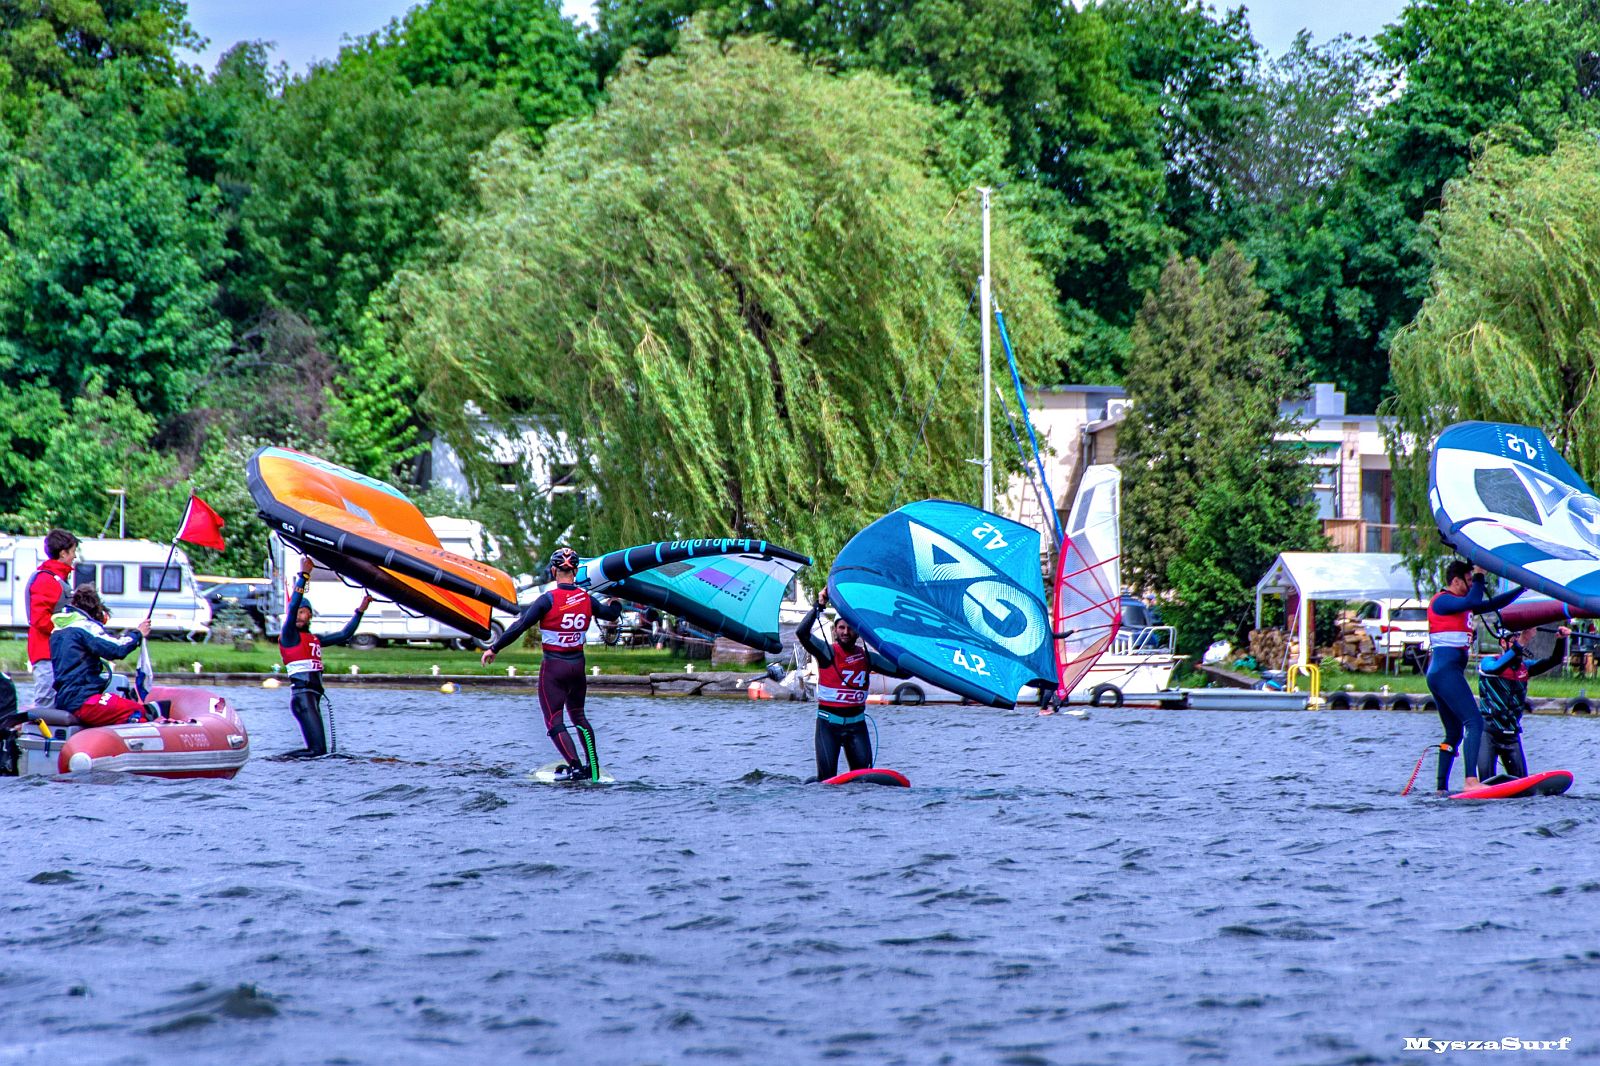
980 187 993 512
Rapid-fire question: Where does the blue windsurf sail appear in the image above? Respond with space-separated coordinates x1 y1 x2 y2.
1431 421 1600 611
577 539 811 653
828 500 1056 708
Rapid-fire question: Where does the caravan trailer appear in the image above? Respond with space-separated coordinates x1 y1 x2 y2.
0 535 212 639
265 519 523 649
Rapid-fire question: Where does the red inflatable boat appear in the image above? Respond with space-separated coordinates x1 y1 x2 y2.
58 686 249 780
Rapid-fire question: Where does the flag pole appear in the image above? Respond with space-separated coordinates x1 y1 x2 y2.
146 538 178 622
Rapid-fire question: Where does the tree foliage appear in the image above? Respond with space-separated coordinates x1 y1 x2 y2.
1120 242 1321 630
13 382 180 538
354 0 594 135
0 0 199 131
392 32 1067 564
326 308 426 481
237 59 519 340
0 89 229 417
1387 134 1600 562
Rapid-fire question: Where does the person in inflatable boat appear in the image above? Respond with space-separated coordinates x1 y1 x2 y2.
48 585 160 727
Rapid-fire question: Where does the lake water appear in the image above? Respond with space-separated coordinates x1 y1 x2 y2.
5 686 1599 1064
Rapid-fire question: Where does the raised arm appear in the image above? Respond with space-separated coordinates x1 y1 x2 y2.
591 595 623 622
320 594 373 647
281 561 312 647
1527 630 1571 678
796 603 833 668
1434 574 1525 615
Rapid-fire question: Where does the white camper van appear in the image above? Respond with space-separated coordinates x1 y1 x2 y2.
0 535 212 639
265 518 519 649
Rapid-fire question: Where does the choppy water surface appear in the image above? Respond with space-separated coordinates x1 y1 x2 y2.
6 686 1600 1065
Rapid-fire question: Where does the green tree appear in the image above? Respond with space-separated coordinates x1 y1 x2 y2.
0 90 229 417
16 383 180 537
326 308 427 481
353 0 594 135
237 58 518 340
0 380 67 524
391 32 1067 563
1252 0 1600 411
1386 134 1600 556
0 0 199 131
593 0 1170 378
1120 242 1321 634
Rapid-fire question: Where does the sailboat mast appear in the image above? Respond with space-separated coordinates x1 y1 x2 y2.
980 187 994 512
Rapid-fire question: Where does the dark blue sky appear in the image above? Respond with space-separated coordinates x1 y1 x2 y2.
180 1 1408 77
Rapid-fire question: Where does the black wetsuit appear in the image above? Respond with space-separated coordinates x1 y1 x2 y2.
493 583 621 775
279 576 365 756
798 605 906 781
1477 635 1567 780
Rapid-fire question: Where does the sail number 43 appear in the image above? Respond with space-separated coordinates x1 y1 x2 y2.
952 649 990 676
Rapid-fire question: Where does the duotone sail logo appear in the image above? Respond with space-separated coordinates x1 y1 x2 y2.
907 519 1048 656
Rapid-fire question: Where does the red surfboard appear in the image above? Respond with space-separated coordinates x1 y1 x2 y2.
822 768 910 787
1450 770 1573 800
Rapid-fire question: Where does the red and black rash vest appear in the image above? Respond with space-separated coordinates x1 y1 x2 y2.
1427 592 1475 648
539 586 594 652
280 630 326 677
493 583 623 660
816 644 870 709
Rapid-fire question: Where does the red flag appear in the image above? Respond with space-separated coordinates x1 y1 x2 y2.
177 495 226 551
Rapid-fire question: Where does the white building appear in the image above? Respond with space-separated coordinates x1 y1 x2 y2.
428 415 577 504
999 382 1396 554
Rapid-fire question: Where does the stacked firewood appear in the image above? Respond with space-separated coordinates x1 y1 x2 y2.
1248 628 1294 667
1332 615 1380 672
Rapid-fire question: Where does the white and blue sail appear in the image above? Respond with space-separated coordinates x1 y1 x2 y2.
1430 421 1600 612
827 500 1057 708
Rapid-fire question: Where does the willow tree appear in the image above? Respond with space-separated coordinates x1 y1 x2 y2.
390 30 1067 564
1386 134 1600 555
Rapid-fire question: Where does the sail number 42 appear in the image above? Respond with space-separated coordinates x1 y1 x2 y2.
972 522 1009 551
952 649 990 676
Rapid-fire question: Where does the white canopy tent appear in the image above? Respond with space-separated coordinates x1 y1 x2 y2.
1254 552 1423 667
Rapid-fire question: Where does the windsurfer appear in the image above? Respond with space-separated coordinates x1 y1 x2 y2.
1427 561 1525 792
798 588 908 782
1477 625 1569 780
482 547 622 782
279 557 372 757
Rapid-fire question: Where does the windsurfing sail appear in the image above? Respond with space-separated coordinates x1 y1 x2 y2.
1431 422 1600 614
1054 466 1123 698
576 539 811 653
828 500 1056 708
1497 594 1600 631
248 446 518 639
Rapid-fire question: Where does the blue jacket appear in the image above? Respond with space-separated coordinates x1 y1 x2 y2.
48 607 141 713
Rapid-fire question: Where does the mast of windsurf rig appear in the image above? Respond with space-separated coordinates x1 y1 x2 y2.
980 186 994 512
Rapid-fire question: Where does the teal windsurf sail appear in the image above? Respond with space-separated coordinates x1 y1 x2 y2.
576 539 811 653
828 500 1056 708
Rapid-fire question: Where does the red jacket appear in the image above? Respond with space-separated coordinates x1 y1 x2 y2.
27 559 73 664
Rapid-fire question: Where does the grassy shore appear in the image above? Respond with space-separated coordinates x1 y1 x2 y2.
0 636 716 678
